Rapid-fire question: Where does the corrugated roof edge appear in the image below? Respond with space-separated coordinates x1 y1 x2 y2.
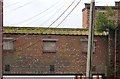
3 26 108 36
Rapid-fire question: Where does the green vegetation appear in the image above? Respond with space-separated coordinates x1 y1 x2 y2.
95 6 118 32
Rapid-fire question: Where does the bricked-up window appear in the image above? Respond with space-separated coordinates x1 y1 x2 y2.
43 39 57 53
3 38 15 50
82 41 88 53
82 41 95 53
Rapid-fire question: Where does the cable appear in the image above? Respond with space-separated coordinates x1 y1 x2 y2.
12 0 62 25
10 0 83 52
1 0 20 13
3 0 74 43
4 1 22 8
3 0 65 46
24 0 65 25
5 0 35 12
3 2 117 51
32 0 76 33
57 0 81 27
3 0 78 49
2 0 34 15
27 0 65 26
3 0 68 46
49 0 76 26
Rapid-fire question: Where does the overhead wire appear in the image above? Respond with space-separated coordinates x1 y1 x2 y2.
4 0 76 49
57 0 81 27
14 0 83 52
3 0 65 48
5 0 35 12
12 0 115 54
2 0 116 52
3 1 22 8
12 0 62 25
1 0 35 15
0 0 20 12
39 3 66 26
2 0 66 47
3 0 82 51
24 0 65 25
39 3 65 26
49 0 76 26
13 2 67 48
24 0 76 32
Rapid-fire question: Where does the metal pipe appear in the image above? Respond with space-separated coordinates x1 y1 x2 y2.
114 29 117 79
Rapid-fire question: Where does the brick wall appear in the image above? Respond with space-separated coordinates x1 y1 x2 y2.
3 34 108 75
82 2 120 28
82 3 90 28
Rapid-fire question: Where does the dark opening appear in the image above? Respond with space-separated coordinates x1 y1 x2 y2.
92 65 96 71
50 65 55 72
5 64 10 72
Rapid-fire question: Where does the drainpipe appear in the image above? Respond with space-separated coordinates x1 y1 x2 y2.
0 0 3 79
114 29 117 79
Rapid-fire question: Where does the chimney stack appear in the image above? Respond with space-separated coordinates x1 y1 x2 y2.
115 1 120 6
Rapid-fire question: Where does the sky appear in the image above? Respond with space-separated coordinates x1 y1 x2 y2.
3 0 120 28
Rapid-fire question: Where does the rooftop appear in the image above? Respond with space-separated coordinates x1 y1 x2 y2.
82 1 120 12
3 26 108 36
